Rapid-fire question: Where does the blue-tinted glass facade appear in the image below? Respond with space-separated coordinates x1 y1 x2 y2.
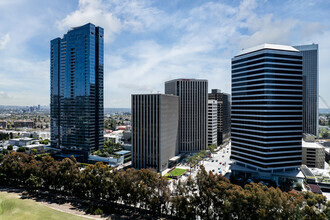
231 46 303 172
50 23 104 154
293 44 318 136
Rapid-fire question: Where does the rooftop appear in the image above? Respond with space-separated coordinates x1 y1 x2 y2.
114 150 131 155
302 140 325 149
165 78 208 83
236 43 299 57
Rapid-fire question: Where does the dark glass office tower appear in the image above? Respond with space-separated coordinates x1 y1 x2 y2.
50 23 104 156
231 44 303 172
165 79 208 152
293 44 319 136
208 89 231 145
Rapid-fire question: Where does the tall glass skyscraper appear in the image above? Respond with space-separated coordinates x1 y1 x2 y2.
231 44 303 173
293 44 319 136
50 23 104 156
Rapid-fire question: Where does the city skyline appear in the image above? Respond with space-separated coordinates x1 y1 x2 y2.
0 0 329 108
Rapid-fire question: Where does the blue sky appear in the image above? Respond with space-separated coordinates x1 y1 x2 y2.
0 0 329 108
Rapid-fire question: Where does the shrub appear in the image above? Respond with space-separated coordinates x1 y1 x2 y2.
85 206 103 215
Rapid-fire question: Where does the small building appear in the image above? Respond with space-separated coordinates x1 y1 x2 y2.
0 122 7 129
9 137 34 147
14 121 34 129
104 131 123 144
88 155 124 167
24 144 45 154
302 140 325 169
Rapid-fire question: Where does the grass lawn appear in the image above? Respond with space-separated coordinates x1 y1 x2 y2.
0 192 87 220
165 168 187 177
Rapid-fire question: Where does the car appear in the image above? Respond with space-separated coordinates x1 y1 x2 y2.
212 160 214 162
212 169 215 172
219 162 222 164
216 160 218 162
218 170 222 173
218 168 220 170
222 155 224 157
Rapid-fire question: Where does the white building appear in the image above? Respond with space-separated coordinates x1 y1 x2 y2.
207 100 218 146
302 140 325 169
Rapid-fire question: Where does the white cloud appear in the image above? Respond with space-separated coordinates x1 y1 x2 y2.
0 0 329 107
57 0 121 42
238 14 298 49
0 33 10 50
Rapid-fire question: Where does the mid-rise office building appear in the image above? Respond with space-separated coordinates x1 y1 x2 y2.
207 100 218 146
132 94 179 172
293 44 319 136
208 89 231 145
50 23 104 157
302 140 325 169
165 79 208 152
231 44 303 174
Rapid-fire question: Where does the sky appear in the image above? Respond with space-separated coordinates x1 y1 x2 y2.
0 0 329 108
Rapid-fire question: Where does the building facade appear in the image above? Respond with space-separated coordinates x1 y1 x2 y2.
0 122 7 129
165 79 208 152
50 23 104 155
208 89 231 145
14 121 34 129
231 44 303 173
207 100 218 146
293 44 319 136
302 140 325 169
132 94 179 172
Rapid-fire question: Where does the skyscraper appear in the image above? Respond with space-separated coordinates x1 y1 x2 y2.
132 94 179 172
231 44 303 174
208 100 218 146
208 89 231 145
165 79 208 152
293 44 319 136
50 23 104 157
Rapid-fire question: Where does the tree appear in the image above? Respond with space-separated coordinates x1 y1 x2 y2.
294 182 303 191
39 139 50 145
0 153 3 162
207 144 217 157
31 149 37 155
7 145 13 151
17 147 26 153
2 149 8 155
26 173 40 192
320 128 329 139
